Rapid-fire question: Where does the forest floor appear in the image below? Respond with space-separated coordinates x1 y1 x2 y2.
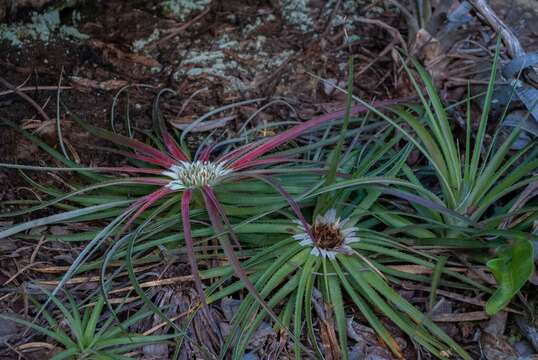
1 1 537 359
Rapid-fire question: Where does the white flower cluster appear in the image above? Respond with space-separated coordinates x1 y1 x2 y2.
293 209 360 260
162 161 231 190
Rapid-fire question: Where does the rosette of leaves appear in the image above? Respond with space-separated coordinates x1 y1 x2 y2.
200 71 480 359
346 46 537 315
1 290 176 360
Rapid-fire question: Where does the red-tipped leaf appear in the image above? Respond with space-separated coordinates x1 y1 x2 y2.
229 99 406 169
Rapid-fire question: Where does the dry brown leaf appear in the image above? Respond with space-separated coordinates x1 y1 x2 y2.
387 264 467 275
411 29 449 83
318 304 341 360
17 342 56 351
431 311 490 322
480 331 518 360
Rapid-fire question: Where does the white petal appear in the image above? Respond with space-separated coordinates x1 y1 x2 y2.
300 239 313 246
338 218 349 228
324 208 337 223
162 170 179 179
341 227 358 236
292 234 307 241
311 247 321 257
326 250 337 260
166 181 185 191
319 249 329 258
315 213 325 225
344 236 360 244
339 245 354 255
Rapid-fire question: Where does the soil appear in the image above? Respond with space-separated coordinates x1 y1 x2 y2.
0 0 406 198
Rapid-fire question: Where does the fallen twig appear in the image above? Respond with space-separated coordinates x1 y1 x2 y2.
0 77 53 122
0 86 71 97
432 311 490 322
154 6 211 47
356 16 407 52
468 0 525 58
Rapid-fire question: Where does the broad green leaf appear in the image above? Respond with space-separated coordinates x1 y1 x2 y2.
485 239 534 315
294 256 318 360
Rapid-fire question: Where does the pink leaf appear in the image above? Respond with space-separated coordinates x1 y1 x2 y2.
162 130 189 162
198 144 215 162
119 177 170 186
201 186 298 340
229 99 406 169
216 141 262 164
118 186 172 235
92 167 165 175
181 190 212 315
228 156 292 171
74 118 177 167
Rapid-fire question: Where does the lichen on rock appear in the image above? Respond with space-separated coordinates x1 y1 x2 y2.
159 0 211 21
279 0 377 34
132 29 160 53
279 0 315 33
173 30 295 93
0 8 88 47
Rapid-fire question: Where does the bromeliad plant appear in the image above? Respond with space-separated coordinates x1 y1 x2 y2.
206 209 477 360
200 77 482 360
2 54 533 359
0 90 402 340
347 48 537 314
0 110 304 322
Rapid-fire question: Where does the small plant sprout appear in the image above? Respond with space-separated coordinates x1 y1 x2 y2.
204 63 477 358
293 208 360 259
0 291 176 360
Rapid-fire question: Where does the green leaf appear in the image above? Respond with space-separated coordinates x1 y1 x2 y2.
332 260 402 358
316 57 354 214
428 256 447 313
294 256 318 360
485 239 534 315
49 347 80 360
233 273 301 359
470 41 501 183
0 314 76 348
83 297 105 345
0 200 132 239
327 261 348 360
